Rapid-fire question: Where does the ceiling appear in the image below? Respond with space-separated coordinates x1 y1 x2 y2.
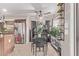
0 3 57 18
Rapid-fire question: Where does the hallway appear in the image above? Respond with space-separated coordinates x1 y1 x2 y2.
8 43 58 56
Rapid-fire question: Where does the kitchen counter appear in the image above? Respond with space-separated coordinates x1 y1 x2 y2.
0 31 15 56
0 37 4 55
0 31 14 34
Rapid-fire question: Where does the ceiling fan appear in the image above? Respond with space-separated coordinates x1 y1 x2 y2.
34 10 51 17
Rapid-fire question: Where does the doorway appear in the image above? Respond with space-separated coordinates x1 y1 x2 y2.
14 19 26 44
30 21 36 42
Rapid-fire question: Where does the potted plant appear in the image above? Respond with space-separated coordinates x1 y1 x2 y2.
49 26 60 38
36 22 43 37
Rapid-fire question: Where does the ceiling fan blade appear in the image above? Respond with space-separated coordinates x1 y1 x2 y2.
44 12 51 15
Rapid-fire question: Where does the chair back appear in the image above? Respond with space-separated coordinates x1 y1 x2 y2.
35 37 46 47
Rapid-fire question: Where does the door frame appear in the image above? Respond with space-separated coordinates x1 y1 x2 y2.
14 19 26 44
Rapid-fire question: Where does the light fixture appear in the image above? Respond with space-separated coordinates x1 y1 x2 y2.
39 16 43 20
0 34 3 38
39 10 42 17
9 39 11 43
39 10 43 20
2 9 7 12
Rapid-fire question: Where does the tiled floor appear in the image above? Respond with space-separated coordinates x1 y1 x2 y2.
8 43 58 56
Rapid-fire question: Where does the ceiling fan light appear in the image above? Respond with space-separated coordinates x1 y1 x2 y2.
39 16 43 20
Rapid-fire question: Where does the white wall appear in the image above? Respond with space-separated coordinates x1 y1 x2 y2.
60 3 70 56
61 3 75 56
26 16 31 43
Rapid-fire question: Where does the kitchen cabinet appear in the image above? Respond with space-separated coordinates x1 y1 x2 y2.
0 21 15 55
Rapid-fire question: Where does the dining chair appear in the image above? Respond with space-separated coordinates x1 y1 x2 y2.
34 37 47 56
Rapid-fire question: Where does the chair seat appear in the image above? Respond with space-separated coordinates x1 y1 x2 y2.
36 42 45 47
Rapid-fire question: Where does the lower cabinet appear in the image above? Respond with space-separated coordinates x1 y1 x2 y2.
0 38 4 55
0 33 15 56
3 33 15 55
